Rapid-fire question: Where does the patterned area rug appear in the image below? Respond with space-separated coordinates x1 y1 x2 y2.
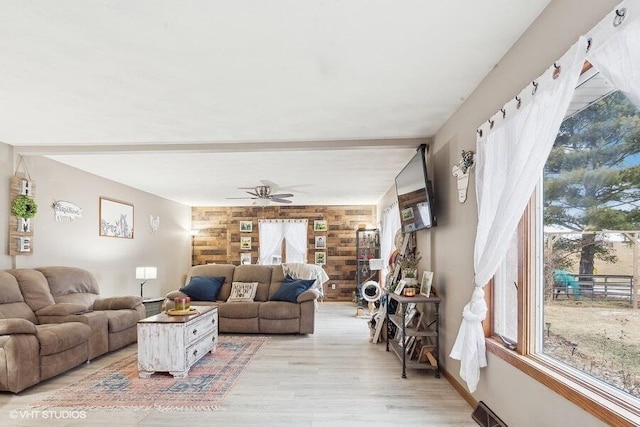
33 336 268 411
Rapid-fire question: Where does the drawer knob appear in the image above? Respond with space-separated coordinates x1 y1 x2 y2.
193 349 198 357
192 329 198 335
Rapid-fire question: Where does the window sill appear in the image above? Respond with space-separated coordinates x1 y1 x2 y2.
486 338 640 426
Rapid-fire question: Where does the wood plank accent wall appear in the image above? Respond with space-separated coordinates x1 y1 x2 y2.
191 205 377 301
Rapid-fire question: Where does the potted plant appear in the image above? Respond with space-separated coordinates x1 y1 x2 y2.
400 251 421 292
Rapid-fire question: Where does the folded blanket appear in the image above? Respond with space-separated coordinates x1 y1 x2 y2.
282 263 329 296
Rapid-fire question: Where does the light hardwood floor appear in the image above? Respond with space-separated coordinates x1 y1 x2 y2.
0 302 474 426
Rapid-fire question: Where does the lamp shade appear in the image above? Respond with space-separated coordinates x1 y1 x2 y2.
136 267 157 280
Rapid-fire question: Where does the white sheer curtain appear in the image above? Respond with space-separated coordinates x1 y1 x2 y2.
283 220 308 263
449 38 588 393
588 12 640 108
258 220 285 265
380 201 401 280
451 0 640 393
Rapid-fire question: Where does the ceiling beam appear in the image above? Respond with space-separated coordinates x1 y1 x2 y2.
13 137 430 156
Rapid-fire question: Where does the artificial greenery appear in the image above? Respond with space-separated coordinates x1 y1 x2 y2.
12 195 38 219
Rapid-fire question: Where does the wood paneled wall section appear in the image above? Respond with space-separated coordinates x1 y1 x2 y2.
191 205 376 301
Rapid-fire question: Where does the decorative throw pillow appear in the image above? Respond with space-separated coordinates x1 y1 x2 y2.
271 277 316 303
227 282 259 302
180 276 225 301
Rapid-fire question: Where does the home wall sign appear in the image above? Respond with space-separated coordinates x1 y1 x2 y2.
9 176 36 255
52 201 83 222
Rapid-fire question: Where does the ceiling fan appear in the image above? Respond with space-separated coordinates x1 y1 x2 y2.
227 180 296 205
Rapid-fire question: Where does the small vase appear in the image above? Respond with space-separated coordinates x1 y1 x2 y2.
403 287 417 297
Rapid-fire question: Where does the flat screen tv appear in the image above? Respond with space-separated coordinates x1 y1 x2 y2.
395 144 436 232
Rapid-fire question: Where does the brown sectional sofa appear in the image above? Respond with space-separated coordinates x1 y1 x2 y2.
165 264 322 334
0 266 144 393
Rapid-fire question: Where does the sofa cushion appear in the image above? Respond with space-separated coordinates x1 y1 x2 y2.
270 277 315 303
37 267 100 308
180 276 224 301
36 323 91 356
233 265 272 301
0 271 38 324
259 301 301 319
8 269 56 312
186 264 236 301
227 282 258 302
218 302 260 319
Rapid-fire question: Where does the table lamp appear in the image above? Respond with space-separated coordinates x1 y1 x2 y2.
136 266 157 298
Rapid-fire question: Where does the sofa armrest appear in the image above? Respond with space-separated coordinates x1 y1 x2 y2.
36 303 89 317
0 318 37 335
93 296 143 310
297 288 320 303
165 290 188 300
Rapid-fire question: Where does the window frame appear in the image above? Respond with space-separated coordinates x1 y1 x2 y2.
485 200 640 425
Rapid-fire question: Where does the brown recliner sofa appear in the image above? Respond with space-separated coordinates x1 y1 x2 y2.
165 264 323 334
0 267 144 393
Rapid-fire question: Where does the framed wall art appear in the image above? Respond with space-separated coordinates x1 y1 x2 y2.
240 253 251 265
313 220 327 232
315 235 326 249
240 221 253 232
314 251 326 265
240 236 252 250
99 197 134 238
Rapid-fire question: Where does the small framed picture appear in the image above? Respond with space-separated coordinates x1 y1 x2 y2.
401 207 414 221
314 220 327 232
394 279 407 295
240 221 253 232
240 236 252 250
315 236 326 249
240 253 251 265
315 251 326 265
421 271 434 297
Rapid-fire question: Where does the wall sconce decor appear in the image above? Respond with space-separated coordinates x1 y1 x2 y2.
452 150 476 203
136 266 157 298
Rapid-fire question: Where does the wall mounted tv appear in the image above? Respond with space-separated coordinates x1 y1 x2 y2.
395 144 436 232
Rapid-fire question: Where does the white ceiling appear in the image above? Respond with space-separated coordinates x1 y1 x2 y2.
0 1 550 206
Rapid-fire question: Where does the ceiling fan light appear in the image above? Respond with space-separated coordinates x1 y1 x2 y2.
256 198 270 206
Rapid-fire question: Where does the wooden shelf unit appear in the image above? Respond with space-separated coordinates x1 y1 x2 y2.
386 292 441 378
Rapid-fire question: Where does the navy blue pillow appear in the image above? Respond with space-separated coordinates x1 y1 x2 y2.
271 277 315 303
180 276 225 301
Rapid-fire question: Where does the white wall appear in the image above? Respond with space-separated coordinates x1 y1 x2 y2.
431 0 620 426
2 151 191 298
0 142 13 269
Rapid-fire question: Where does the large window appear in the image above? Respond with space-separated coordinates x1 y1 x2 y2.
489 69 640 423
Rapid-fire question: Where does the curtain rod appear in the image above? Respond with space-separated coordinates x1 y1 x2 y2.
476 5 630 137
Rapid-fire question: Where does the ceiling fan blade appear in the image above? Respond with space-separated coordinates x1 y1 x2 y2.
269 193 294 199
271 198 293 204
260 180 279 190
245 190 259 197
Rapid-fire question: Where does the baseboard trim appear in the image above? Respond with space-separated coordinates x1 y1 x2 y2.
441 366 477 409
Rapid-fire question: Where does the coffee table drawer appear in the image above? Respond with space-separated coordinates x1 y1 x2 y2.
186 311 217 345
186 332 216 367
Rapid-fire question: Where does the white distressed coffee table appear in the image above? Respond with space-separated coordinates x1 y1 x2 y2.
137 305 218 378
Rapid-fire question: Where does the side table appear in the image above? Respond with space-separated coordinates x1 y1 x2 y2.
142 297 164 317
